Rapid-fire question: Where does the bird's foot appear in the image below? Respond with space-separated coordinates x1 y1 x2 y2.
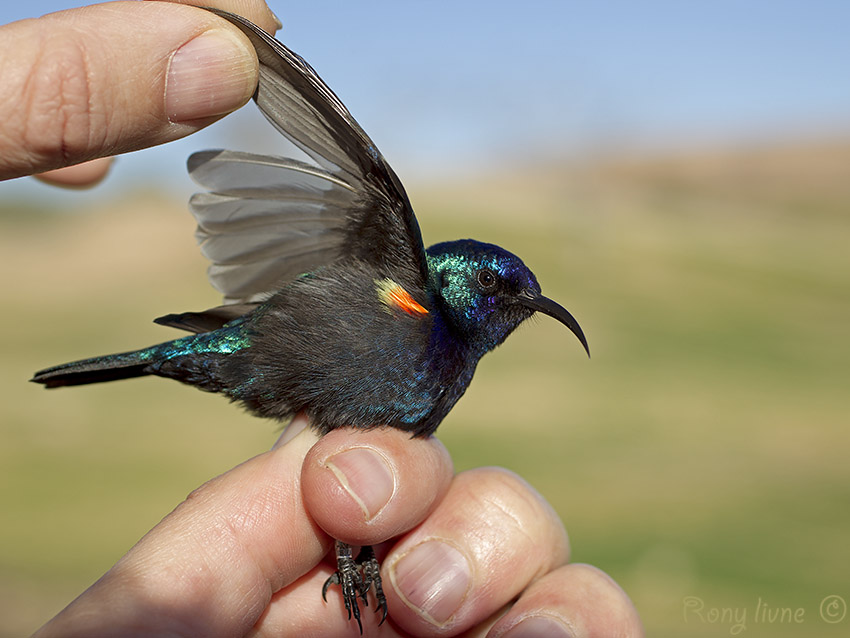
323 541 388 632
357 545 388 625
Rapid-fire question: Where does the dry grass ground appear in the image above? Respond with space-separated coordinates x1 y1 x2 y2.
2 139 848 637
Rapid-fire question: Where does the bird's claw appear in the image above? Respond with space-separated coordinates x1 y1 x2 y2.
358 545 388 625
323 541 388 632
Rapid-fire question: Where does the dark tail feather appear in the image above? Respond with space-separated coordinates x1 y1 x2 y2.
31 351 153 388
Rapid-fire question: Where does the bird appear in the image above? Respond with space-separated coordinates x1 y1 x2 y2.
31 8 589 632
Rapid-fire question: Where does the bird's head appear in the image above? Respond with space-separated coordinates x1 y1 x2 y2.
426 240 589 357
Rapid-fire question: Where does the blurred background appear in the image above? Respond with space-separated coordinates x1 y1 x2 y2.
2 1 849 636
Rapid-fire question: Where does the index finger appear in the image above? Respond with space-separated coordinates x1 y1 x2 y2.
0 1 274 180
33 421 328 637
301 426 455 546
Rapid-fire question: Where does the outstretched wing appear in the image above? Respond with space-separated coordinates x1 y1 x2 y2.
188 8 428 309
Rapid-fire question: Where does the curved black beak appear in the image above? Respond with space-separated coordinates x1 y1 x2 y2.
517 289 590 357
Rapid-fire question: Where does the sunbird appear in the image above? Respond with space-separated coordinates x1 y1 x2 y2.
32 8 589 631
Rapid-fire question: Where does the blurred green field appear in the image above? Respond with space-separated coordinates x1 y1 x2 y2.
2 140 848 637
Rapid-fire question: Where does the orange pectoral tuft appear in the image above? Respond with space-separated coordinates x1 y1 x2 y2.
390 287 429 316
376 279 429 317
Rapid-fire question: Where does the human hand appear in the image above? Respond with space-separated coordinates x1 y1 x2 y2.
0 0 279 185
33 414 642 637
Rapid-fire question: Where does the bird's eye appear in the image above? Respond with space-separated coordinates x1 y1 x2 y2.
477 269 496 288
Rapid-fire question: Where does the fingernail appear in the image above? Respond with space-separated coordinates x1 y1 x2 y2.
325 447 394 520
269 9 284 31
272 412 310 449
500 615 574 638
390 540 472 625
166 29 258 122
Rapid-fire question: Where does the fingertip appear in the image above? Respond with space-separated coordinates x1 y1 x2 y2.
302 428 453 545
34 157 114 188
271 411 313 449
157 0 281 36
489 563 644 638
383 467 569 635
164 25 258 124
0 2 266 179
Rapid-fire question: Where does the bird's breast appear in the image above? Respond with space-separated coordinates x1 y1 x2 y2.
238 266 472 432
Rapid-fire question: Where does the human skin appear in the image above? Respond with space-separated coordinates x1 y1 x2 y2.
32 416 642 637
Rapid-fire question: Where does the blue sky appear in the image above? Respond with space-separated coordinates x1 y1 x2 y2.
2 0 850 203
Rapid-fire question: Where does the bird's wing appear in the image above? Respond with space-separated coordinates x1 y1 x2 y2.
153 303 256 334
187 8 428 308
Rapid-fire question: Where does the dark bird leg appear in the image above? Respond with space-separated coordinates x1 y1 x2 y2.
322 541 388 633
358 544 388 625
323 541 364 632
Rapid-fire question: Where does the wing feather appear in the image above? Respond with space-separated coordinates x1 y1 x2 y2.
188 150 356 196
184 8 428 310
